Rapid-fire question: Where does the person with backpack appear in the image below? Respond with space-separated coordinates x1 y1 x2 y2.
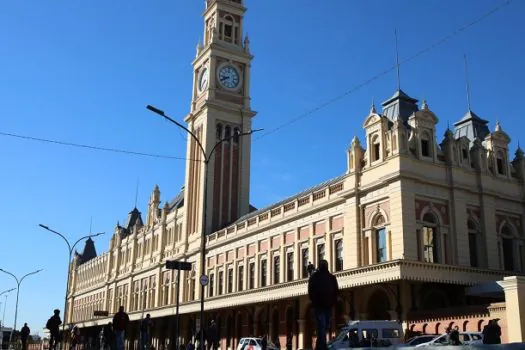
46 309 62 350
112 306 130 350
308 259 339 350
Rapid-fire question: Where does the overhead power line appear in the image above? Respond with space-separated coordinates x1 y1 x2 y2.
0 0 513 160
254 0 514 141
0 131 194 161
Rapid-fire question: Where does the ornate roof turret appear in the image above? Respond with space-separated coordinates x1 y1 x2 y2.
381 89 419 124
125 207 143 230
453 110 490 141
77 238 97 265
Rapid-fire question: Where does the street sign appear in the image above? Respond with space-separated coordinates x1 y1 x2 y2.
166 260 192 271
200 274 209 286
93 310 109 317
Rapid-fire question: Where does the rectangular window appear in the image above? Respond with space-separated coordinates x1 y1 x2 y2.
273 256 280 284
238 265 244 292
260 260 267 287
462 148 469 159
335 239 344 271
227 268 233 293
209 274 214 297
373 144 381 161
218 271 224 295
249 262 255 289
497 158 505 175
376 229 387 263
469 234 478 267
421 140 430 157
423 227 437 263
190 278 195 301
287 252 294 281
503 238 514 271
317 243 325 264
302 248 309 278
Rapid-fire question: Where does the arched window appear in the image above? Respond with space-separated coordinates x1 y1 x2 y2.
422 213 439 263
371 135 381 162
219 14 240 44
468 219 479 267
497 150 506 175
373 215 387 263
501 224 515 271
421 132 432 158
216 123 223 139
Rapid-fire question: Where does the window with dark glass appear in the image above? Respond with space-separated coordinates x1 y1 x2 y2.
317 244 325 263
422 213 439 263
209 274 214 297
273 256 280 284
467 220 479 268
421 140 430 157
335 239 343 271
497 157 505 175
462 148 469 159
373 143 381 161
260 260 267 287
301 248 309 278
287 252 294 281
238 265 244 292
218 271 224 295
227 268 233 293
249 262 255 289
376 228 387 263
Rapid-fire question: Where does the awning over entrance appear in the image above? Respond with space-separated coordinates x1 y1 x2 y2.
465 281 504 297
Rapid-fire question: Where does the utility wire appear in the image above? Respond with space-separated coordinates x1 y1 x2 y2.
0 131 196 161
0 0 513 159
255 0 514 141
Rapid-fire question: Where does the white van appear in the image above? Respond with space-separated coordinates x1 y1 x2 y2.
328 320 404 348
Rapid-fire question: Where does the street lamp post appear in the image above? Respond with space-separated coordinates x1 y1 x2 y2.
146 105 262 349
39 224 105 350
0 289 15 328
0 269 43 346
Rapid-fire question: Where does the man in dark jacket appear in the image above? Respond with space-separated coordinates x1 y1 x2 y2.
20 323 30 350
46 309 62 350
308 260 339 350
112 306 130 350
206 320 218 350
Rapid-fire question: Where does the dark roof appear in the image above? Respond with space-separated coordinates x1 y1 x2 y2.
78 238 97 265
381 89 419 124
168 190 185 210
232 173 347 225
453 110 490 141
125 207 143 230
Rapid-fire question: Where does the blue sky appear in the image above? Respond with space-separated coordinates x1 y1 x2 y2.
1 0 524 335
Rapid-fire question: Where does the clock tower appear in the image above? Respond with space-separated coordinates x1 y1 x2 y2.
183 0 255 237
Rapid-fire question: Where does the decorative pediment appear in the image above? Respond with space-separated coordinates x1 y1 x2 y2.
363 113 382 129
412 109 439 124
490 121 511 143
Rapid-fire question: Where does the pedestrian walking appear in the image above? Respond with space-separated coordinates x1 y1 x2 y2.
46 309 62 350
102 322 115 350
307 259 339 350
71 326 80 350
112 306 130 350
206 320 218 350
20 323 30 350
140 314 153 350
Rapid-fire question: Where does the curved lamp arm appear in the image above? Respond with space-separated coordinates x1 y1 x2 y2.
19 269 43 284
0 269 19 286
0 288 16 297
39 224 71 252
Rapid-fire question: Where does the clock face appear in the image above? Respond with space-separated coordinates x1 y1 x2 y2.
199 68 209 92
218 65 240 89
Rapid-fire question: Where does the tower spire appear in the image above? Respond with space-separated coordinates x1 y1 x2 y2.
394 29 401 91
464 54 472 112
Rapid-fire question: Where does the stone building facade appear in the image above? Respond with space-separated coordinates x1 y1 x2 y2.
68 0 525 348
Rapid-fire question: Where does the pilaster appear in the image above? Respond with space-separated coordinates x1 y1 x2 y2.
501 276 525 342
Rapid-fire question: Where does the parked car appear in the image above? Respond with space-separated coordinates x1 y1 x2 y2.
328 320 404 348
237 337 279 350
397 335 438 347
415 332 483 347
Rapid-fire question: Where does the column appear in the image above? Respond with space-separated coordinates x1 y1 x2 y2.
502 276 525 342
155 266 162 308
297 319 305 350
294 228 300 280
280 232 286 282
